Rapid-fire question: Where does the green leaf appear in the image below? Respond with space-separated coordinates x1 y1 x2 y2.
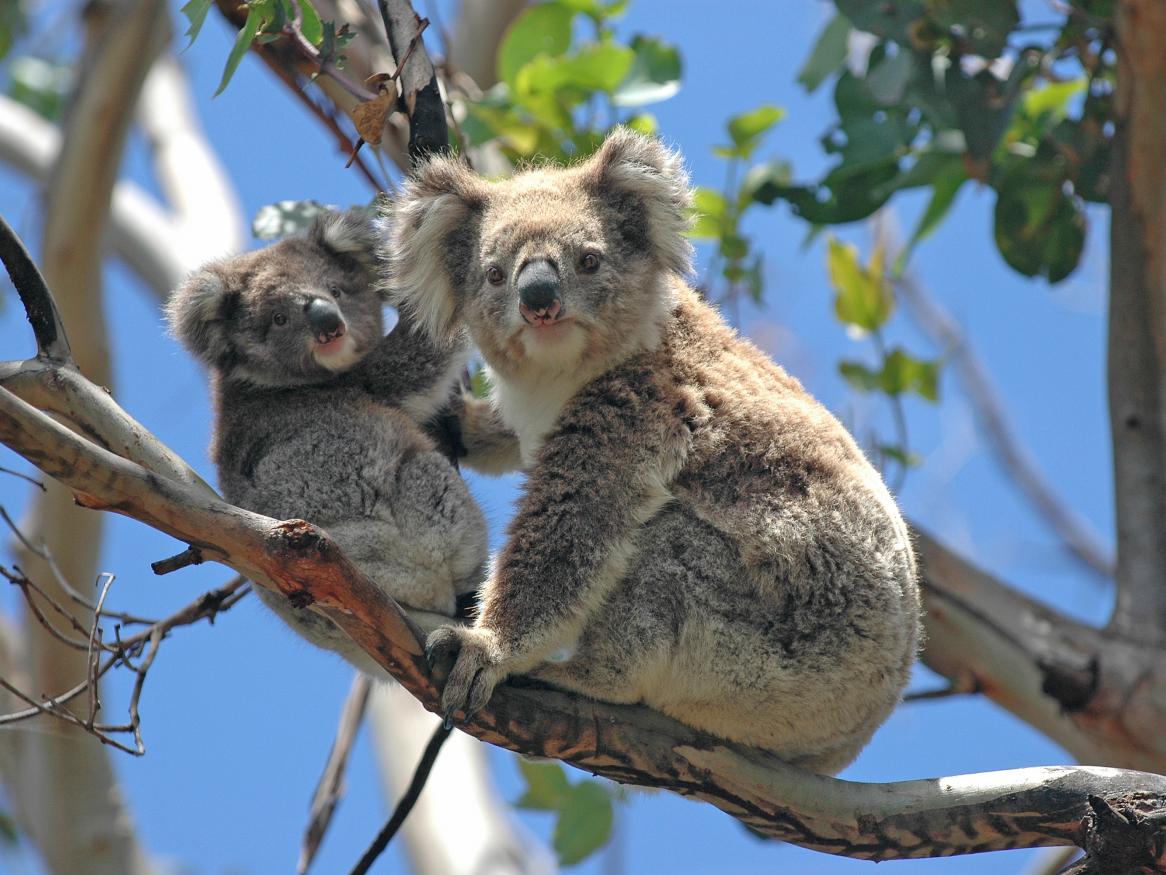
215 3 266 96
515 760 571 810
553 781 614 866
180 0 214 49
866 49 915 106
8 56 72 121
878 443 922 467
719 233 748 261
925 0 1019 59
880 348 940 400
252 199 332 239
797 13 850 93
839 359 883 392
993 173 1086 283
517 41 635 97
688 187 729 240
612 35 681 107
826 238 893 331
727 104 785 152
624 112 658 136
895 164 966 272
469 366 492 400
558 0 628 20
739 159 792 207
497 3 575 91
297 0 324 45
1020 78 1085 123
834 0 926 45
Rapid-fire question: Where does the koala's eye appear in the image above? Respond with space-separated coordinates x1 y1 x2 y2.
486 266 505 286
273 312 288 326
328 283 344 297
578 252 601 274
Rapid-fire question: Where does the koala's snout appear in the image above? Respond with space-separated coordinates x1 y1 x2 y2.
517 259 564 325
306 297 347 343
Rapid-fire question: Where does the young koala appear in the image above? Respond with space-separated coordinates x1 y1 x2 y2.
167 211 491 675
386 129 921 774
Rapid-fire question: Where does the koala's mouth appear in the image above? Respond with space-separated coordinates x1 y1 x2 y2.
312 326 361 371
519 299 565 328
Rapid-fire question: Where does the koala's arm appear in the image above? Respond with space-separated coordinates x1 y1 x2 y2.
444 392 523 475
354 316 469 422
428 362 691 716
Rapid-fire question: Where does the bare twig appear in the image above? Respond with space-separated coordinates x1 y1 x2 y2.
151 546 205 576
0 466 45 490
0 215 70 362
299 673 373 875
351 722 452 875
0 573 249 753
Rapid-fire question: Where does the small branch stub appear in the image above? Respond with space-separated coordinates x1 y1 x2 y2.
1062 795 1166 874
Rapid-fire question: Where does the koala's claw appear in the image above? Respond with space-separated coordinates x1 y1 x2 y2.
425 624 504 721
442 708 455 731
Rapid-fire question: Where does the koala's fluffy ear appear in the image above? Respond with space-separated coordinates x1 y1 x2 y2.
384 157 489 339
583 127 694 278
165 268 240 369
312 208 379 273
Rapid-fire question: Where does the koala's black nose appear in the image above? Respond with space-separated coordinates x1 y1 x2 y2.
516 259 562 315
305 298 346 342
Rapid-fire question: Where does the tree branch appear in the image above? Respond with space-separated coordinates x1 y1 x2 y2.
915 530 1166 774
376 0 448 162
1107 0 1166 646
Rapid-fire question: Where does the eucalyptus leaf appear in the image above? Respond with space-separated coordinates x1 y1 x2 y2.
515 760 571 811
215 3 266 96
297 0 324 45
498 2 574 91
553 781 614 866
797 13 850 93
180 0 214 49
613 35 681 107
827 238 893 331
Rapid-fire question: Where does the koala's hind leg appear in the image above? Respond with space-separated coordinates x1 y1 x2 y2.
533 506 889 773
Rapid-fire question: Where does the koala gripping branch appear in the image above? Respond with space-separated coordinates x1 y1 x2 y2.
2 217 1166 871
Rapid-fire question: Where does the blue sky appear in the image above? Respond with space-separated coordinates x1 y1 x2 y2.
0 1 1115 872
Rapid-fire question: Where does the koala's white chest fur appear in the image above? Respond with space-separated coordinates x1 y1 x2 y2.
490 367 585 464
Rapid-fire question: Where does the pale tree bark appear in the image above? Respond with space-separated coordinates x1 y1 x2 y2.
1107 0 1166 647
0 2 173 873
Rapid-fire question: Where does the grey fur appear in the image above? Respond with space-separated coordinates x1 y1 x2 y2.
387 130 922 773
167 210 489 673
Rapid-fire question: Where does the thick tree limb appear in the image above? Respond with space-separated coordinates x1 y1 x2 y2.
915 531 1166 774
376 0 448 162
1107 0 1166 646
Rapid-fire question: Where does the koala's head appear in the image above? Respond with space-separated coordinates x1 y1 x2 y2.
167 210 385 387
386 128 692 379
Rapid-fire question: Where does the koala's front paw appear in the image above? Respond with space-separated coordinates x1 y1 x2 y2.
426 625 505 723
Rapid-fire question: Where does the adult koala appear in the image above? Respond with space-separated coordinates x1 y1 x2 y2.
385 130 921 774
167 210 500 674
